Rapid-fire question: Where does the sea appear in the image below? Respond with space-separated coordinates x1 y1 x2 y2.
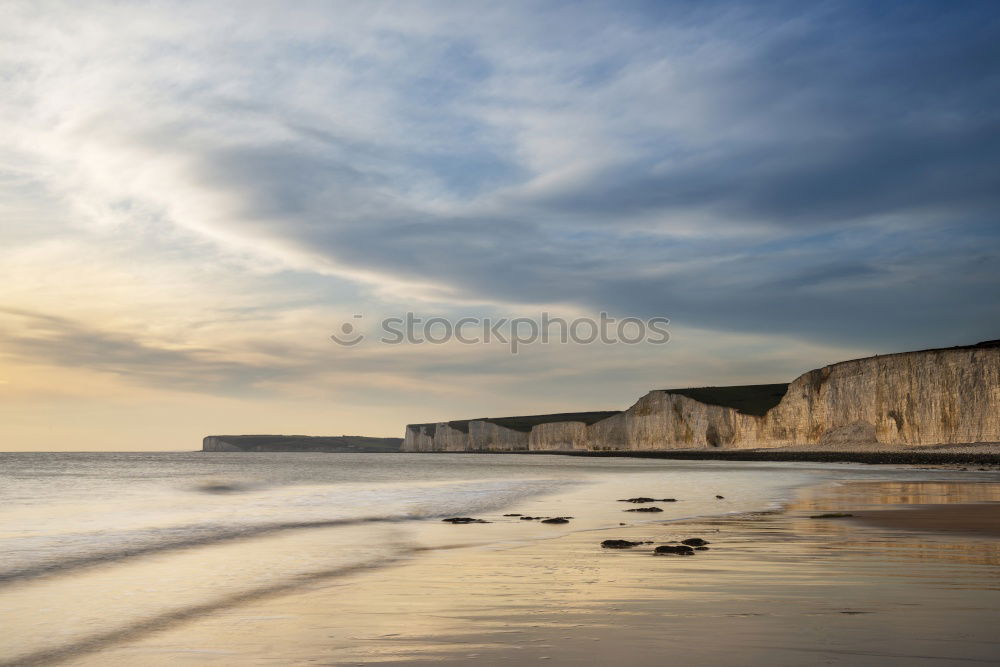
0 452 986 664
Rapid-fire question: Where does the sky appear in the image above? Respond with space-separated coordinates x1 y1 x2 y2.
1 1 998 450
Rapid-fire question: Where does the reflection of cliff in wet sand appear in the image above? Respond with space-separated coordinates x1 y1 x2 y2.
797 480 1000 539
850 504 1000 537
404 340 1000 458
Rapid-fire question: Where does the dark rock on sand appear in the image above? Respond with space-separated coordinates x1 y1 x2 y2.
195 482 251 494
601 539 642 548
716 495 725 499
541 517 571 524
503 513 523 517
625 507 664 513
442 517 490 524
680 538 710 546
619 497 677 503
694 546 710 551
654 544 695 555
520 516 542 520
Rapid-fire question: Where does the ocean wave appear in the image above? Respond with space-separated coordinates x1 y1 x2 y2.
0 477 574 586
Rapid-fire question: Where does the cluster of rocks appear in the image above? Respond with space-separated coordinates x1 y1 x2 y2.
517 515 574 523
602 537 711 556
605 492 720 555
443 492 726 534
619 492 725 515
442 515 573 525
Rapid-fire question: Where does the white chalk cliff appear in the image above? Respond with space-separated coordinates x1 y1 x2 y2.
403 342 1000 452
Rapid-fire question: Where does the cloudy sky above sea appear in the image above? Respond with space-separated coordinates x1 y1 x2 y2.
2 1 998 450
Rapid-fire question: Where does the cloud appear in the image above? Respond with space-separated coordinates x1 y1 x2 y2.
0 309 301 394
1 0 998 375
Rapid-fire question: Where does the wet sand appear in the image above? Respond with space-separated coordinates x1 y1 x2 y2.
851 503 1000 538
60 477 1000 667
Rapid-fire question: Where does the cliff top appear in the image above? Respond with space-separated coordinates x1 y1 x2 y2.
827 339 1000 370
207 434 401 443
485 411 623 433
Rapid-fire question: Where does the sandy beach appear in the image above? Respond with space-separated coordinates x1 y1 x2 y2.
27 473 995 667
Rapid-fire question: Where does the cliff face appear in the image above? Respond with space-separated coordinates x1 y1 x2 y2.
403 412 621 452
754 345 1000 447
528 422 588 451
403 422 472 452
203 436 243 452
402 342 1000 452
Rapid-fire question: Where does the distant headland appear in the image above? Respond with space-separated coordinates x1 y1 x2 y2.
203 435 401 452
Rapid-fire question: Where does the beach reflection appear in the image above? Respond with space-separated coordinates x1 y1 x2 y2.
787 480 1000 570
792 480 1000 508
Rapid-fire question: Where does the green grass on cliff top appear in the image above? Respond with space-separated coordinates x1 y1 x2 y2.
660 384 790 417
